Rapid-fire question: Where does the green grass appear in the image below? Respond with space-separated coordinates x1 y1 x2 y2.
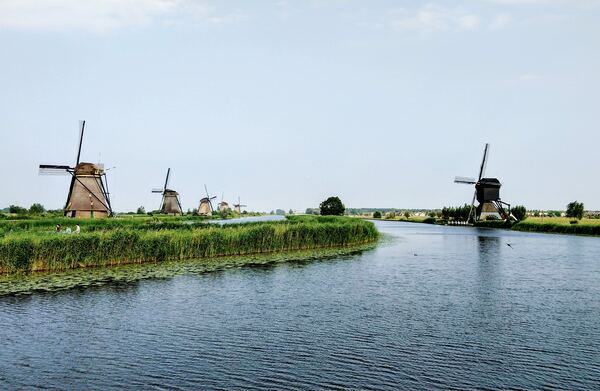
512 218 600 236
0 216 379 273
473 217 600 236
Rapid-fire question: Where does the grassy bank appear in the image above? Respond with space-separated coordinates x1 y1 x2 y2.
511 217 600 236
474 217 600 236
0 216 379 274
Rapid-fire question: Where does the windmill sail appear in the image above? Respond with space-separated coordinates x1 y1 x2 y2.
39 165 72 175
478 143 490 180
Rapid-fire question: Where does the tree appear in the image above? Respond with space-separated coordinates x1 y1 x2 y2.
288 209 294 215
404 211 410 219
29 203 45 214
275 209 286 216
8 205 27 214
512 205 527 221
566 201 584 220
373 211 382 218
136 206 146 214
319 196 345 216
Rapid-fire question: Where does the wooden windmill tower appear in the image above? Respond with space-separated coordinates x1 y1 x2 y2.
198 184 217 216
39 120 113 218
152 168 183 215
217 193 230 212
454 143 513 222
233 197 247 214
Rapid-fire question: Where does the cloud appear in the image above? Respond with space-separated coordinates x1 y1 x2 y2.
388 4 481 32
0 0 244 32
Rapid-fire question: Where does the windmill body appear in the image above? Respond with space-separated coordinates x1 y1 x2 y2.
198 185 217 216
152 168 183 215
218 201 230 212
217 193 230 212
454 144 513 222
39 121 112 218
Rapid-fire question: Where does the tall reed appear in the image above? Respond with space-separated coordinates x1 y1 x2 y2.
0 216 379 273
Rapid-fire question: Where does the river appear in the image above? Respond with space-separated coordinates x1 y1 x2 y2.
1 220 599 389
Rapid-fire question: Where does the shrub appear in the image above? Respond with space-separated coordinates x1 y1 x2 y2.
512 205 527 221
373 211 382 219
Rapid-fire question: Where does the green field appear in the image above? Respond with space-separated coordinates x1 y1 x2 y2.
0 215 379 274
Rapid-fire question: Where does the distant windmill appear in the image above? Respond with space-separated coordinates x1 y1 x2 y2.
454 143 513 222
39 120 112 218
152 168 183 215
233 197 247 213
198 184 217 216
218 193 230 212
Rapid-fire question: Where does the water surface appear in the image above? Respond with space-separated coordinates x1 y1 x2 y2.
1 220 599 389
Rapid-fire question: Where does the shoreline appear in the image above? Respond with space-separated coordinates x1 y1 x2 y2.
364 216 600 237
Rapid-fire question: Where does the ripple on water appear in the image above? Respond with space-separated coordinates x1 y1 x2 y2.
1 222 599 390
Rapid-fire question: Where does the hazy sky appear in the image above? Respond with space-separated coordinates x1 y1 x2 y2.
1 0 599 212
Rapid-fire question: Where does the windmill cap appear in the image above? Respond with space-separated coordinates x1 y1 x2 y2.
75 162 104 175
478 177 501 186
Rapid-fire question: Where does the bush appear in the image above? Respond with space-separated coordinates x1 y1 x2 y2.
29 203 46 215
422 217 436 224
511 205 527 221
373 211 382 219
8 205 27 215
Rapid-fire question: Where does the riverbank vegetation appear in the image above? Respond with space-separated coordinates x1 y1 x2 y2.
0 215 379 274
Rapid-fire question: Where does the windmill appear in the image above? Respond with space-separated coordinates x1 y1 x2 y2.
152 168 183 215
198 185 217 216
233 197 247 214
39 120 113 218
217 193 230 212
454 143 513 222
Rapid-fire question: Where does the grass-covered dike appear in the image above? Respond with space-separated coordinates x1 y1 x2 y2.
0 215 379 274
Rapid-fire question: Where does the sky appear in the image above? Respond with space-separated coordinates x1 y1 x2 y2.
0 0 599 212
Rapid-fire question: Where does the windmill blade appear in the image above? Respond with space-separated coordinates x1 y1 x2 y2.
204 184 210 198
240 205 247 208
151 188 164 193
454 176 477 184
209 196 217 201
478 143 490 180
164 168 171 191
76 120 85 166
39 164 71 175
468 190 477 222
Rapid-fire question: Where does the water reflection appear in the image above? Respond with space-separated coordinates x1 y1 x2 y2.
475 234 502 310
